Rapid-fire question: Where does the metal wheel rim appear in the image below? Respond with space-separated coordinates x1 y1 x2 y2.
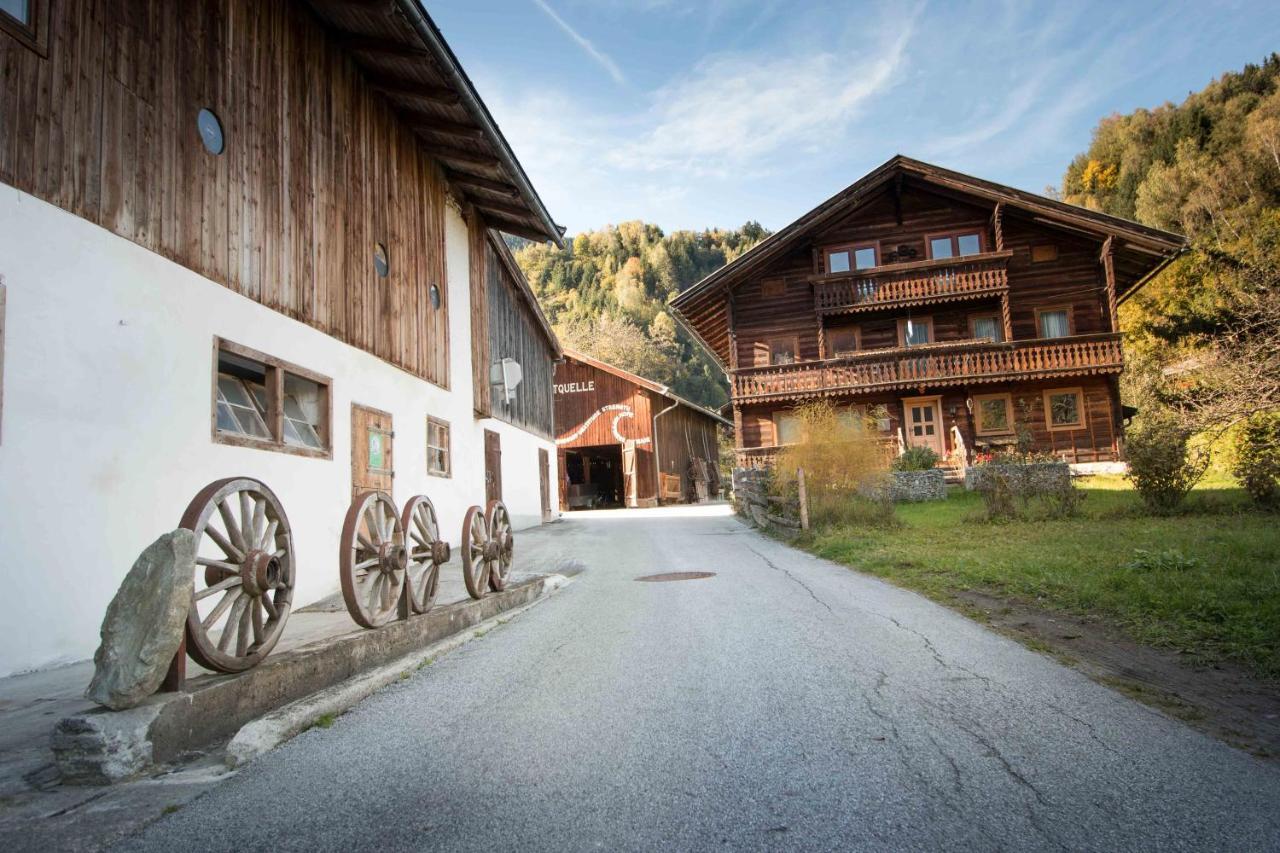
460 505 491 600
339 491 407 628
180 477 295 673
401 495 442 615
485 500 514 591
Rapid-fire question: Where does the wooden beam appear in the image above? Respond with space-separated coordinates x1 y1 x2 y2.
990 201 1004 252
483 214 553 244
366 77 460 105
405 116 484 139
1100 235 1119 332
446 170 520 198
726 292 738 371
342 35 430 59
474 198 534 221
425 146 500 168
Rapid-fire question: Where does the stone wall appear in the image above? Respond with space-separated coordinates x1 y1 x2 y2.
859 470 947 502
965 462 1071 492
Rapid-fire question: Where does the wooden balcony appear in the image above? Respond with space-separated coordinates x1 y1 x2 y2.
731 333 1124 403
811 250 1012 315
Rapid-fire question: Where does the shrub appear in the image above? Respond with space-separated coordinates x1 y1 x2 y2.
1124 548 1202 573
1037 476 1086 519
977 468 1019 522
1125 416 1209 514
1233 412 1280 509
892 446 939 472
774 401 891 496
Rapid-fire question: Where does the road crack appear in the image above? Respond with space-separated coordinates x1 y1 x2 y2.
745 545 832 612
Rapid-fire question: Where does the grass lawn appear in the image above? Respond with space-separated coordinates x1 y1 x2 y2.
800 474 1280 679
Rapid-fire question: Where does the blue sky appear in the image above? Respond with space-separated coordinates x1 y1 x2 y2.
429 1 1280 235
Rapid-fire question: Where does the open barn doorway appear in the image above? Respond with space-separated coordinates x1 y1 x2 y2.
561 445 625 510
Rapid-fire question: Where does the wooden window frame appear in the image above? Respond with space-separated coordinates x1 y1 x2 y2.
212 337 333 459
1030 244 1059 264
427 415 452 478
772 409 803 447
972 392 1014 436
767 335 801 365
925 229 986 260
1043 387 1085 432
826 325 861 357
896 315 934 347
760 278 786 298
968 313 1003 342
1034 304 1075 339
823 241 879 275
0 0 48 55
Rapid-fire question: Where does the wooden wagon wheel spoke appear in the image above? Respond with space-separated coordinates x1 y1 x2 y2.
180 478 297 673
460 505 491 600
486 501 515 592
339 492 407 629
400 496 445 615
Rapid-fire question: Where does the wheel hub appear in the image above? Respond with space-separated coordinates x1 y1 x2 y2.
432 540 452 565
241 550 281 597
379 542 408 574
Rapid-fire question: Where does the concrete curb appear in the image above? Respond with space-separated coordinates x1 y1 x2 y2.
224 574 571 769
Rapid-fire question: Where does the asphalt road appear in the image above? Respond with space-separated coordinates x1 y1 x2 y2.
120 505 1280 852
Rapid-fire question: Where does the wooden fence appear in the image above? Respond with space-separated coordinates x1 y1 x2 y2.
732 468 809 534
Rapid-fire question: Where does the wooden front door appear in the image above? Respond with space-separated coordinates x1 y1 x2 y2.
484 429 502 503
621 440 638 507
352 404 394 495
538 448 552 522
901 396 945 456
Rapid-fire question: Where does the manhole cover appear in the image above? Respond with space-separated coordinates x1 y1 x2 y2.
635 572 716 582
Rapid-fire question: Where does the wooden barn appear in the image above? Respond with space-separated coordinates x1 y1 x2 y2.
554 351 729 509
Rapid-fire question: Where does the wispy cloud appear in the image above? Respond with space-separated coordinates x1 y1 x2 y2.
531 0 627 86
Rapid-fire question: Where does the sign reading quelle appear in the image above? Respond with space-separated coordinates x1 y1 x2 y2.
554 380 595 395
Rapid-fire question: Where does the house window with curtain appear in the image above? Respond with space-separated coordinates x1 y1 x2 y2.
898 317 933 347
1037 308 1071 338
970 314 1003 342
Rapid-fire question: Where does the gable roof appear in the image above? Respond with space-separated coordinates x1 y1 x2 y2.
561 349 732 427
302 0 564 246
670 155 1186 368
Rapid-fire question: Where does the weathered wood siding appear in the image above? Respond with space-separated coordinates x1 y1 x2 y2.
553 357 655 449
484 238 554 438
0 0 450 386
653 403 720 482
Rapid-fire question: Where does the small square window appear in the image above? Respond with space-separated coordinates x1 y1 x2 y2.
827 251 851 274
974 394 1013 435
930 237 953 260
1044 388 1084 430
971 315 1003 342
853 247 877 269
956 233 982 256
213 339 331 457
1038 308 1071 338
427 416 451 477
829 328 859 356
769 338 799 365
1031 244 1059 263
900 317 933 347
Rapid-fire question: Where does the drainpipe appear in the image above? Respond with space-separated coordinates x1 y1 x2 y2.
652 397 680 504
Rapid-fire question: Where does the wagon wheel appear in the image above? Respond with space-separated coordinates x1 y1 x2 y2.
460 505 492 600
401 495 448 614
339 491 408 629
485 500 515 592
179 477 295 673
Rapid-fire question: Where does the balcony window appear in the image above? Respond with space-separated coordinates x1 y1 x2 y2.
970 314 1003 342
826 244 877 274
828 327 860 356
927 231 984 260
898 317 933 347
973 393 1013 435
1037 307 1072 338
773 411 803 446
1044 388 1084 431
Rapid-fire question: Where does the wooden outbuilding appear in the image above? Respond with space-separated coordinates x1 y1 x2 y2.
554 351 730 509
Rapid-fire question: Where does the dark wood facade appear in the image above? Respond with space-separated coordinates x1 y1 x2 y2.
554 351 727 508
0 0 561 388
672 157 1185 468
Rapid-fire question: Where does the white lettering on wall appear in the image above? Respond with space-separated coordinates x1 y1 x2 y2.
554 380 595 395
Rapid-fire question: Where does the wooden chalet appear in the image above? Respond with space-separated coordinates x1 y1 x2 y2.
670 156 1186 471
0 0 564 675
554 350 730 509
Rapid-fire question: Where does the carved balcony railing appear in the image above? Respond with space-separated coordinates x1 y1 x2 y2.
731 333 1123 403
811 251 1012 315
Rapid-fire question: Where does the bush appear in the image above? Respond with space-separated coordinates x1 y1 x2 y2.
892 446 939 472
1233 412 1280 508
1125 417 1209 514
1124 548 1202 573
774 401 891 496
977 468 1019 522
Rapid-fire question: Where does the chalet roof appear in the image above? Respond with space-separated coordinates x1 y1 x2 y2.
561 349 732 427
670 155 1187 368
302 0 564 246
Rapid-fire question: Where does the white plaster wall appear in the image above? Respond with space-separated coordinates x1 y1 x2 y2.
0 185 559 676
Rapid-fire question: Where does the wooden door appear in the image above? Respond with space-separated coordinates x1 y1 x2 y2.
901 396 944 456
621 440 638 507
538 448 552 522
484 429 502 503
352 404 394 495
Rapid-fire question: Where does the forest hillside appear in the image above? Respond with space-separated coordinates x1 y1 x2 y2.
513 221 769 409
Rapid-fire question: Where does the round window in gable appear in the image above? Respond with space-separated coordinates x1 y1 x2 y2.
197 109 224 155
429 283 441 309
373 243 389 278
